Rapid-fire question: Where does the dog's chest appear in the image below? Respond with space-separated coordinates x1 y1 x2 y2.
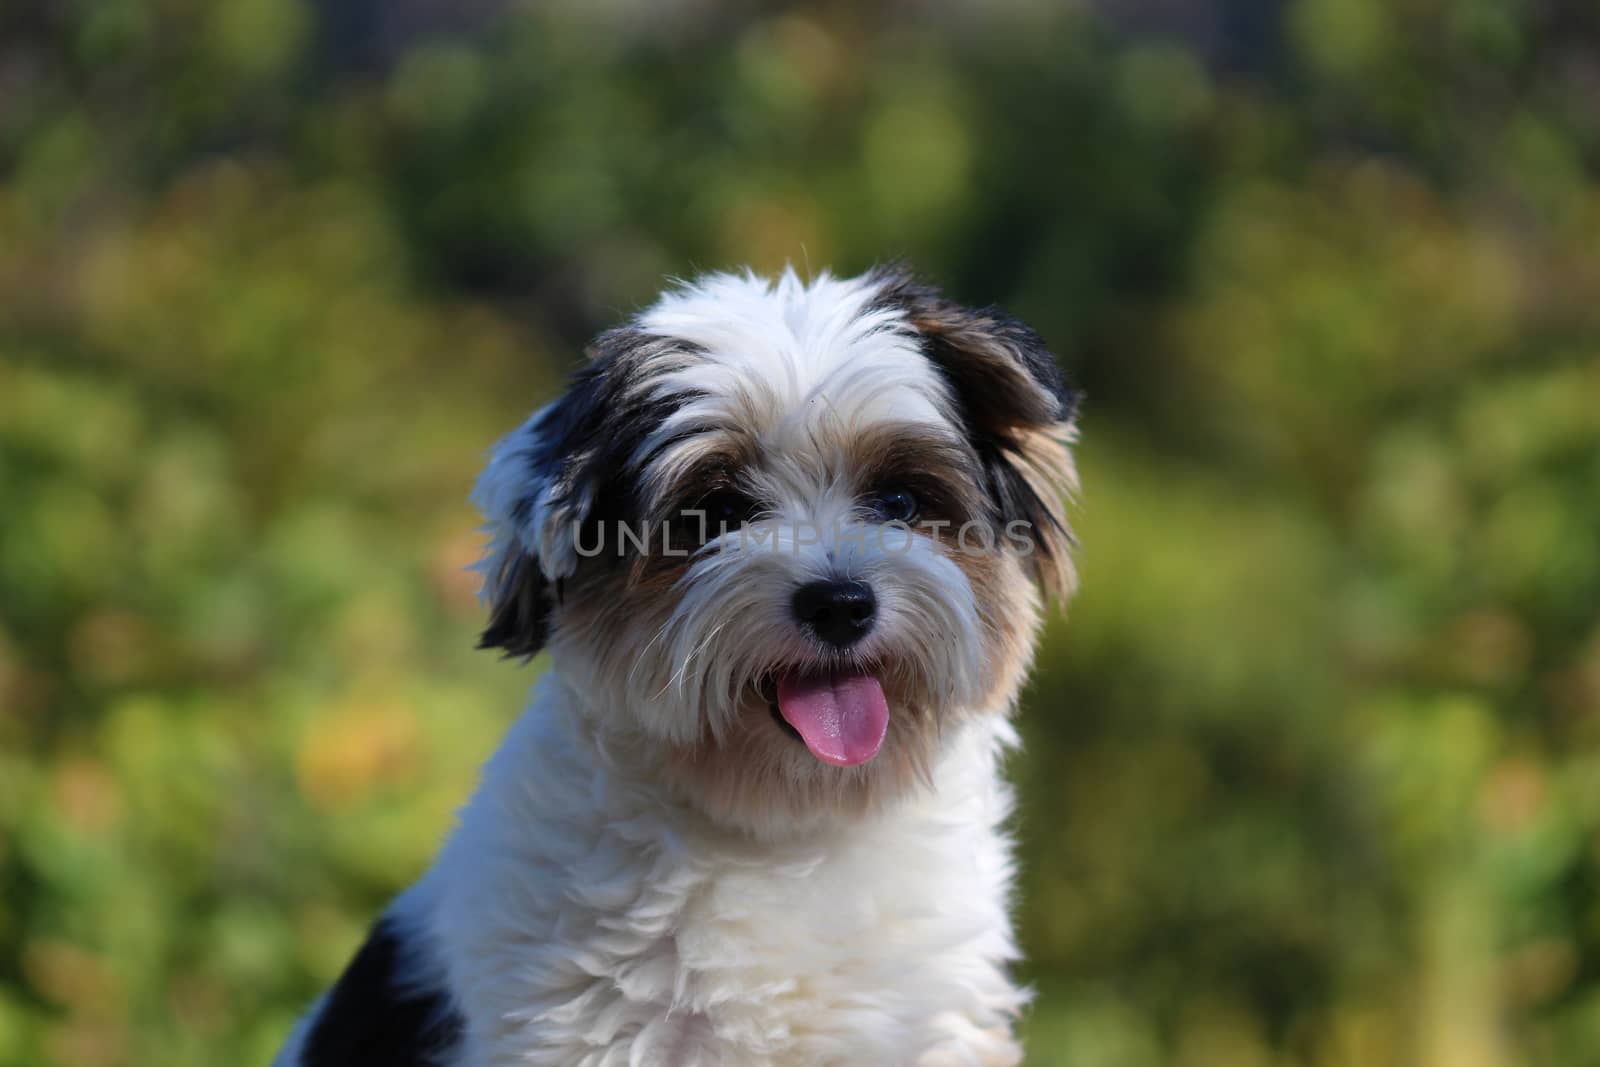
441 809 1018 1066
432 710 1025 1065
532 820 1013 1064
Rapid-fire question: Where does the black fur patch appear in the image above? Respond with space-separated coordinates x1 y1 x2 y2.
477 549 550 659
301 917 462 1067
868 265 1078 579
478 329 703 658
867 264 1077 425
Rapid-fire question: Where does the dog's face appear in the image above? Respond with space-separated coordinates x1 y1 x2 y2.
474 268 1077 837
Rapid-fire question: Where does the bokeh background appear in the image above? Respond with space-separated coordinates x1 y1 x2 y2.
3 1 1599 1064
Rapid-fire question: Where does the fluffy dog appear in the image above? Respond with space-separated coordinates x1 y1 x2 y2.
275 266 1079 1066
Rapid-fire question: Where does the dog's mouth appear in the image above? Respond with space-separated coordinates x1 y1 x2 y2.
759 669 889 767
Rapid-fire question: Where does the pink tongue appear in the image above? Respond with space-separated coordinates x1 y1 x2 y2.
775 671 889 767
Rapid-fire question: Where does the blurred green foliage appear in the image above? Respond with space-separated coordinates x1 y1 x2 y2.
2 2 1598 1065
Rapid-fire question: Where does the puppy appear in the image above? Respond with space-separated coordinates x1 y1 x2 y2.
276 266 1078 1066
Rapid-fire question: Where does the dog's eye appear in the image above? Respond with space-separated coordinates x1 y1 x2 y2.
870 486 918 524
696 489 755 533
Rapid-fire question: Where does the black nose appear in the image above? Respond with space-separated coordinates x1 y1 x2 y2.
791 579 877 648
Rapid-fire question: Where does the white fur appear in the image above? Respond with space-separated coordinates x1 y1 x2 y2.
281 268 1066 1066
638 268 957 448
419 674 1026 1066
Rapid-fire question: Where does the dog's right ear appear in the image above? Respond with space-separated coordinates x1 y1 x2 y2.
472 398 582 659
476 533 561 659
473 353 618 659
473 328 690 658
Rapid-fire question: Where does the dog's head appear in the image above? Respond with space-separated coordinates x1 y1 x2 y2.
474 267 1078 836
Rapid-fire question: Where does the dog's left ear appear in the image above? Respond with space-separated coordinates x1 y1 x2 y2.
872 267 1080 600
